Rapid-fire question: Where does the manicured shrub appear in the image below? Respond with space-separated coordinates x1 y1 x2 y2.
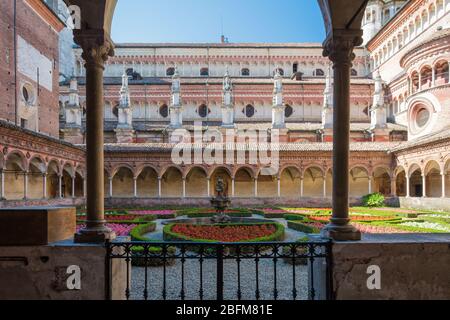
362 193 385 207
130 223 157 241
287 221 323 234
283 214 305 221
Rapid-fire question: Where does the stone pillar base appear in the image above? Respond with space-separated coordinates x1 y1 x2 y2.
320 223 361 241
74 227 116 244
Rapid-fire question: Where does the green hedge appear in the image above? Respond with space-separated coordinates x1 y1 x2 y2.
287 221 322 234
130 223 157 241
283 214 305 221
163 222 285 243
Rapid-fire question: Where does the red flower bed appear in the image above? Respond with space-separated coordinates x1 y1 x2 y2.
78 215 140 222
169 224 278 242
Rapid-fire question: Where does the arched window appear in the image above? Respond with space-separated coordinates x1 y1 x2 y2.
200 68 209 76
166 67 175 76
159 104 169 118
293 63 298 74
244 104 255 118
351 69 358 77
285 105 293 118
241 68 250 76
198 104 210 118
314 69 325 77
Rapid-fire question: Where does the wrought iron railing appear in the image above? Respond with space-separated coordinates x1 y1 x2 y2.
106 240 333 301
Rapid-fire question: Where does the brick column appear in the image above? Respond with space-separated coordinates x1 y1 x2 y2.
74 30 116 243
320 29 362 241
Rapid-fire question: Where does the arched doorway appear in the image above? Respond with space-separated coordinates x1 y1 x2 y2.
186 167 208 197
161 167 183 198
257 171 278 198
137 167 158 198
280 167 301 198
62 164 75 198
303 166 324 198
28 157 46 199
112 167 134 198
395 167 407 196
74 170 84 198
46 160 60 199
349 167 370 197
373 167 391 196
234 167 254 198
424 160 442 198
4 153 26 200
409 165 423 197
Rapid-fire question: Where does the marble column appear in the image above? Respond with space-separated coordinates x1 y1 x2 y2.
406 175 411 198
277 178 281 198
320 30 363 241
158 177 162 198
58 175 63 199
72 176 76 198
108 177 113 198
368 176 373 194
74 31 116 243
300 177 304 198
133 177 138 198
42 174 47 199
232 178 235 198
323 176 327 198
1 170 5 200
182 178 186 198
23 172 29 200
207 178 211 198
254 178 258 198
442 172 446 198
422 174 427 198
83 178 87 198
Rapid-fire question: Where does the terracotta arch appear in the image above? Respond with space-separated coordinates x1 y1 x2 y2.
408 164 423 197
234 166 255 198
424 160 442 198
303 166 325 198
373 166 392 196
5 150 28 172
349 166 370 197
185 166 208 198
209 166 233 197
280 166 302 198
112 166 135 198
161 166 183 198
395 166 407 197
111 164 136 179
136 166 159 198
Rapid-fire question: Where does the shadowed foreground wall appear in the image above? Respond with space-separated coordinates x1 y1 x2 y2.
330 234 450 300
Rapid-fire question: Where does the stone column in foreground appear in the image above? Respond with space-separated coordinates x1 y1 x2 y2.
320 30 362 241
74 30 116 243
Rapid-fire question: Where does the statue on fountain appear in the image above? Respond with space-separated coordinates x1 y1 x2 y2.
210 177 232 223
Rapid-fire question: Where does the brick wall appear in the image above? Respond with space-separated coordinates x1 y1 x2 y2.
0 0 61 137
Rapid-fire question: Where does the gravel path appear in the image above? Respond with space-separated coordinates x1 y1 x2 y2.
130 258 310 300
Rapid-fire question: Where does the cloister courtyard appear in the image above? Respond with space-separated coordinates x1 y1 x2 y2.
0 0 449 302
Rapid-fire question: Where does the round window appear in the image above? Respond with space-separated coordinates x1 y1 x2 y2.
245 105 255 118
198 105 210 118
416 108 430 128
21 83 35 105
285 105 293 118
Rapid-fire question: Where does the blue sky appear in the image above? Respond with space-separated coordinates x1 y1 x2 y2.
111 0 325 43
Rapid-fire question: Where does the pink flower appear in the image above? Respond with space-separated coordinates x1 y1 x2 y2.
129 210 175 216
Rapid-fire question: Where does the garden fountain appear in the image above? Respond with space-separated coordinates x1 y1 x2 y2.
210 178 232 223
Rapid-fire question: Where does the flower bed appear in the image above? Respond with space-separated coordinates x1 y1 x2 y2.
164 222 285 243
307 215 399 223
351 222 410 234
128 210 177 219
180 208 253 218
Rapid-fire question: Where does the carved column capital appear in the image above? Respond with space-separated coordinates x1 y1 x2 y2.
323 29 363 66
74 30 115 69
